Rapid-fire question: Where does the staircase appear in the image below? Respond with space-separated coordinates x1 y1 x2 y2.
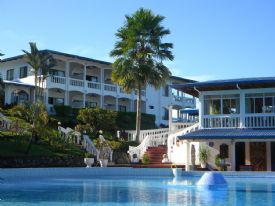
146 145 167 164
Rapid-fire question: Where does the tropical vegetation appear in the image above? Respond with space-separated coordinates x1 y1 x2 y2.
110 8 173 142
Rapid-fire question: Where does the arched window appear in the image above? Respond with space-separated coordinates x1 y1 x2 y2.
11 90 29 104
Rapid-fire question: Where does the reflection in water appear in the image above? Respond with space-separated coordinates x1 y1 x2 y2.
0 177 274 205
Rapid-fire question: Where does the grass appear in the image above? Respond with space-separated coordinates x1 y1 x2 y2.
0 131 85 157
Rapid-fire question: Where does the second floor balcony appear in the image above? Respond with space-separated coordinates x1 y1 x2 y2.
47 75 146 98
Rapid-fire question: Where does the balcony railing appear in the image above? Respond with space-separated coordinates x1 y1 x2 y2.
104 83 117 92
50 76 66 84
70 78 84 87
87 82 101 90
203 115 240 128
245 114 275 128
203 113 275 129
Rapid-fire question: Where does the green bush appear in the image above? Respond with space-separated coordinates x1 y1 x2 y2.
77 107 117 137
117 112 156 130
53 105 72 116
142 153 150 165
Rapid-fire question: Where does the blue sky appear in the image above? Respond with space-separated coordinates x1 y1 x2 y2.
0 0 274 81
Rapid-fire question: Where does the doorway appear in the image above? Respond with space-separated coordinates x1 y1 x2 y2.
235 142 245 171
271 142 275 171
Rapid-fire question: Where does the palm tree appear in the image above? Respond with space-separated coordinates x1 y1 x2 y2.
38 54 56 101
110 8 174 142
22 42 54 103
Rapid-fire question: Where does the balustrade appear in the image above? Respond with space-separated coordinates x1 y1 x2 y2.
245 114 275 128
70 78 84 87
203 115 240 128
87 81 101 90
50 75 66 84
104 84 117 92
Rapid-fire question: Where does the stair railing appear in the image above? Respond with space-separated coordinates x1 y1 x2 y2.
167 122 199 162
58 126 99 158
128 131 169 162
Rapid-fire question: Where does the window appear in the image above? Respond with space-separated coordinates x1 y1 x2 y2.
86 102 97 108
6 69 14 80
245 93 275 113
11 90 28 104
163 85 169 97
19 66 28 78
149 105 154 109
204 94 240 115
48 97 64 105
49 69 65 77
86 75 98 82
119 105 127 112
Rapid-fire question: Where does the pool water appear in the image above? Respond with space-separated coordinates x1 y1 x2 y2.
0 176 275 205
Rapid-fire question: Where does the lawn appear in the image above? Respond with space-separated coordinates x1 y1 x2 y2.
0 131 85 157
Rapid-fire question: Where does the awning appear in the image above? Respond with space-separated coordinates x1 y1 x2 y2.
180 108 199 115
178 128 275 140
172 77 275 97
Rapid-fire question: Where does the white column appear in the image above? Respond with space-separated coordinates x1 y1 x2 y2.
100 95 103 108
44 89 48 105
168 105 173 132
115 97 118 111
83 93 86 108
266 142 271 171
185 141 190 171
199 95 203 129
231 141 236 171
240 92 245 128
83 64 87 108
245 142 251 165
65 62 70 105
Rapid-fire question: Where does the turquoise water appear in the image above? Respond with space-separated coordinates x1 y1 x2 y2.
0 176 275 205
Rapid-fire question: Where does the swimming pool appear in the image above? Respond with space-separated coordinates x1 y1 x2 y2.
0 168 275 205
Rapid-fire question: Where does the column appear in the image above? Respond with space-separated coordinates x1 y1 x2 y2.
115 97 118 111
44 89 48 106
245 142 251 165
83 64 87 108
266 142 271 171
100 95 103 108
168 105 173 132
185 141 190 171
239 92 245 128
231 141 236 171
83 93 86 108
199 95 203 129
65 62 70 105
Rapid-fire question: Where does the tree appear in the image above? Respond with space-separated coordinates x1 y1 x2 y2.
22 42 55 103
110 8 173 142
13 101 49 153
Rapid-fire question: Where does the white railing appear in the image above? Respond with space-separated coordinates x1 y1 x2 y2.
203 115 240 128
50 75 66 84
171 122 196 131
58 126 98 157
167 123 199 162
245 114 275 128
104 84 117 92
128 132 169 162
87 81 101 90
70 78 84 87
126 128 169 142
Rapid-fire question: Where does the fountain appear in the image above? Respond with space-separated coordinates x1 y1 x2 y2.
197 172 227 186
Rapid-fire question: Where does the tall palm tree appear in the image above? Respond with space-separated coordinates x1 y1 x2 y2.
22 42 54 103
110 8 174 142
38 54 56 101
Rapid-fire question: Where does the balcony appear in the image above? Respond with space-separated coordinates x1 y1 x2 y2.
203 113 275 129
47 75 146 98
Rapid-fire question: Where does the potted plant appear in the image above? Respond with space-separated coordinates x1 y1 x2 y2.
199 146 210 168
84 152 95 168
96 139 112 167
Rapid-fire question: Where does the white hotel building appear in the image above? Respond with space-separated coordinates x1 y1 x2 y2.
0 50 195 126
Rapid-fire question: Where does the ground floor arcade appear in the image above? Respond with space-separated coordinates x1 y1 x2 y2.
177 129 275 171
